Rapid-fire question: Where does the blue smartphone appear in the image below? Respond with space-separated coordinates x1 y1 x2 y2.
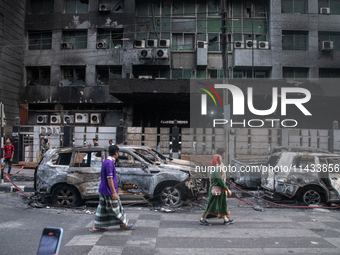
37 227 63 255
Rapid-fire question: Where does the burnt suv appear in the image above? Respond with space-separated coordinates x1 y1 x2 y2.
34 146 190 207
261 151 340 205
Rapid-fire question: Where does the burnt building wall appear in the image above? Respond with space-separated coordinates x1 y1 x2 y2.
0 0 26 126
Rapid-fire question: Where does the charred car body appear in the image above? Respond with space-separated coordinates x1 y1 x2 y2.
34 146 191 207
231 150 340 205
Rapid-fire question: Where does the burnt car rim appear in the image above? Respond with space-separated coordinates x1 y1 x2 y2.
161 187 181 206
52 185 79 206
303 190 321 205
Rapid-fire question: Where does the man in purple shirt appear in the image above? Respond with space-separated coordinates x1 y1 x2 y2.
90 145 133 232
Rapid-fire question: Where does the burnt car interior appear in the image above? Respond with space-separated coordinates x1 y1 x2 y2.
51 153 72 166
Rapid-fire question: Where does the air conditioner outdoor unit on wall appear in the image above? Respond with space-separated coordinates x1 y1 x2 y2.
322 41 334 51
147 39 157 48
50 115 61 124
156 49 169 59
320 7 330 14
259 41 269 49
246 40 257 49
90 113 101 124
97 40 108 49
159 39 170 48
37 115 48 124
61 42 72 49
99 4 111 12
75 113 89 123
140 49 152 59
63 115 74 124
134 40 145 48
197 41 207 49
234 41 244 49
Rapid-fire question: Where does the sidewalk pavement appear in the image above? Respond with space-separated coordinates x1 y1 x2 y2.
0 166 35 193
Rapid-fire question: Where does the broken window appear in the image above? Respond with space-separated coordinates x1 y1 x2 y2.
133 66 170 79
283 67 309 79
97 29 124 49
99 0 124 13
73 151 103 167
172 33 195 51
50 153 72 166
117 152 142 168
96 66 122 85
319 68 340 78
29 0 54 14
282 0 307 14
62 30 87 49
61 66 86 86
318 31 340 51
26 67 50 86
208 69 224 79
282 30 308 51
266 155 280 167
292 156 315 169
318 0 340 15
208 0 219 16
65 0 89 13
28 31 52 50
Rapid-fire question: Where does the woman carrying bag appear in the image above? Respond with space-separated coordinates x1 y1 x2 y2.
199 148 234 226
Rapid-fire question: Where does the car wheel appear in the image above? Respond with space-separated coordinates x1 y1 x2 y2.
302 189 322 205
51 184 81 207
160 186 182 207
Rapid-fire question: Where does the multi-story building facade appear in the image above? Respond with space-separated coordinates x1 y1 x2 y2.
0 0 26 127
0 0 334 160
22 0 340 128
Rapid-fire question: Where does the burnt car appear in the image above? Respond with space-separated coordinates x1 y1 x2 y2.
34 146 190 207
261 151 340 205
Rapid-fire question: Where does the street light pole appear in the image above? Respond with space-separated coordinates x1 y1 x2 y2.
221 0 230 165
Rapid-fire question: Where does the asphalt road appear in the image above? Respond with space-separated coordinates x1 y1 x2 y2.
1 192 340 255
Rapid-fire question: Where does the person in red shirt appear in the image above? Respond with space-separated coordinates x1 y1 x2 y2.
3 138 15 174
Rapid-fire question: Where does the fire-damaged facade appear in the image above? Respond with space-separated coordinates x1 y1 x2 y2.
21 0 340 131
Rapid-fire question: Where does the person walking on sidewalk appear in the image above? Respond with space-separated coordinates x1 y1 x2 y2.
199 148 234 226
90 145 133 232
3 138 15 174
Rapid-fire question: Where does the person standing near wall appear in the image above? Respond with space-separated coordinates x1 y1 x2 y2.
40 139 49 159
3 138 15 174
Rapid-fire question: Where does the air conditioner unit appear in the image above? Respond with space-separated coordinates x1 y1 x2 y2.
197 41 207 49
140 49 152 59
134 40 145 48
246 40 257 49
63 115 74 124
234 41 244 49
99 4 111 12
156 49 169 59
159 39 170 48
37 115 48 124
320 7 330 14
97 40 107 49
75 113 89 123
258 41 269 49
90 113 101 124
139 75 153 79
322 41 334 51
50 115 61 124
147 39 157 48
61 42 72 49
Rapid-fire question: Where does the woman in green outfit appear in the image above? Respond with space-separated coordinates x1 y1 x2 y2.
199 148 234 226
